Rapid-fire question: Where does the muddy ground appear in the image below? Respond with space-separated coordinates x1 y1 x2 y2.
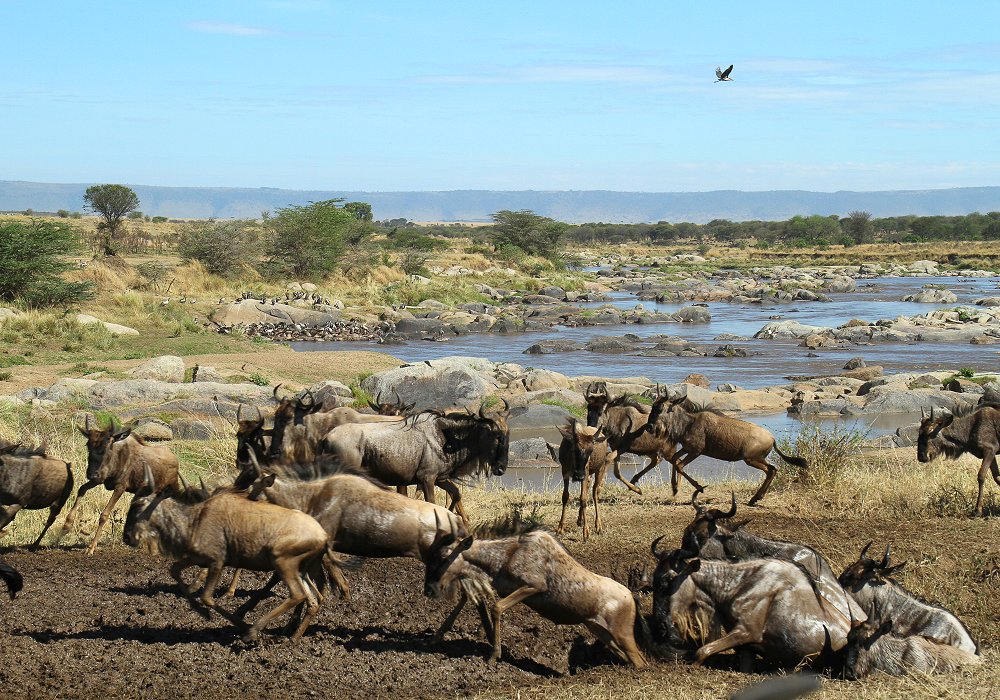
1 506 998 699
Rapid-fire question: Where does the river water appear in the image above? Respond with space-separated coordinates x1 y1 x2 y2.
293 274 1000 490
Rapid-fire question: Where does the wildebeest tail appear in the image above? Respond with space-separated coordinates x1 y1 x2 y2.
58 462 75 512
0 558 23 600
773 442 808 469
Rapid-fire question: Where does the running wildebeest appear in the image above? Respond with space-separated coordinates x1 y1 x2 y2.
838 542 978 655
649 543 855 670
320 403 510 523
583 384 678 494
843 617 980 678
556 419 617 541
679 494 866 625
644 396 808 505
62 415 179 554
124 466 331 641
424 516 648 668
0 440 73 548
917 404 1000 515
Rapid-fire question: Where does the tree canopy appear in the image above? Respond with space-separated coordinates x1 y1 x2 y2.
265 199 372 279
490 209 567 259
83 184 140 255
0 219 92 307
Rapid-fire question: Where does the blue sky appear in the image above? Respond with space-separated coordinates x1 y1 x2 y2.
3 1 999 192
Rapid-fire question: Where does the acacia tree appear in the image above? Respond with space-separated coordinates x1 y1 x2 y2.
83 184 140 255
265 199 371 278
844 210 873 245
490 209 567 259
0 219 93 306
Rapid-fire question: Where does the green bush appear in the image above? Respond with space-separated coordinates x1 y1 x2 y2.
0 220 93 307
178 219 261 277
265 199 372 279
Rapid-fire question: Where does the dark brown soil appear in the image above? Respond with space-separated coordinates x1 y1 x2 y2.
1 508 996 700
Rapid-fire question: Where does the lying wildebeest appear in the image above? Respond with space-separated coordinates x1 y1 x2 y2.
917 404 1000 516
838 542 978 655
124 466 331 641
0 440 73 548
645 396 808 505
320 403 510 523
649 544 854 669
556 420 617 541
843 617 980 678
61 415 179 554
583 385 678 495
679 494 866 625
0 555 22 600
424 516 648 668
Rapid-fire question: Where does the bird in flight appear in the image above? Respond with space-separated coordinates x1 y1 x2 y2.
715 64 734 82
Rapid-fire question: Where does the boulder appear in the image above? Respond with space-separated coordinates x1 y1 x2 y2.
673 305 711 323
170 418 220 441
683 374 711 389
823 276 856 293
946 378 986 394
509 437 558 463
131 418 173 441
754 320 830 339
901 289 958 304
843 357 866 370
128 356 186 383
521 369 571 392
538 286 566 300
76 313 139 336
714 344 749 358
523 339 583 354
192 365 226 383
585 337 638 354
360 361 497 412
909 260 939 273
0 308 18 321
801 334 837 349
508 403 575 431
517 388 586 409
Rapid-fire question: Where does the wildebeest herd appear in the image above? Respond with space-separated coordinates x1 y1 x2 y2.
0 379 994 686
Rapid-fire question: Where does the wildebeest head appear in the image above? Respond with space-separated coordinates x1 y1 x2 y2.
439 400 511 476
584 382 609 428
557 419 607 482
423 513 474 598
838 542 907 593
843 617 895 681
235 404 270 466
77 414 132 482
644 394 688 439
269 386 321 458
367 389 415 416
680 492 738 553
916 408 955 463
123 464 168 549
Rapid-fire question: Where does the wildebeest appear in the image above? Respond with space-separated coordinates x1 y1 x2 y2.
0 555 22 600
124 466 331 641
649 544 855 669
843 618 980 678
237 452 467 565
424 517 648 668
61 415 180 554
0 441 73 547
917 404 1000 515
556 420 617 541
838 542 978 655
679 494 866 625
645 396 808 505
583 384 679 495
320 403 510 523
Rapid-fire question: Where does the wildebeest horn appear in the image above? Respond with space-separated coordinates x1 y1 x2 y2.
236 404 245 422
299 389 315 406
199 476 208 493
650 534 669 559
367 399 381 412
880 543 891 568
921 407 927 420
691 490 707 515
392 389 403 406
246 446 263 475
179 473 190 493
859 541 873 560
143 463 156 492
500 398 510 413
480 402 488 419
84 413 94 431
709 492 738 521
273 383 284 399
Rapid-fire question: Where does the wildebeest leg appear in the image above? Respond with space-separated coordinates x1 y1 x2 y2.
322 551 351 599
438 480 469 526
990 455 1000 486
974 453 996 516
584 621 647 669
220 569 242 598
235 573 282 619
692 624 759 666
396 486 409 497
290 558 325 640
592 463 606 536
420 480 436 506
671 452 706 497
32 502 64 548
737 648 755 673
746 458 777 506
170 558 213 619
578 472 592 541
628 455 659 491
244 555 312 642
489 585 540 662
611 454 643 495
86 485 127 555
433 589 468 643
0 504 23 536
557 477 571 534
56 478 101 540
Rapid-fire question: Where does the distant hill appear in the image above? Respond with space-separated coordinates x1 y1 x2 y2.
2 180 999 224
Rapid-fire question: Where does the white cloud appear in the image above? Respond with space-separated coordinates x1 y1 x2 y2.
184 21 278 36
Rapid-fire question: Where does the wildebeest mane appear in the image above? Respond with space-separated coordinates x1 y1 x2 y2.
471 504 553 540
607 394 648 412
